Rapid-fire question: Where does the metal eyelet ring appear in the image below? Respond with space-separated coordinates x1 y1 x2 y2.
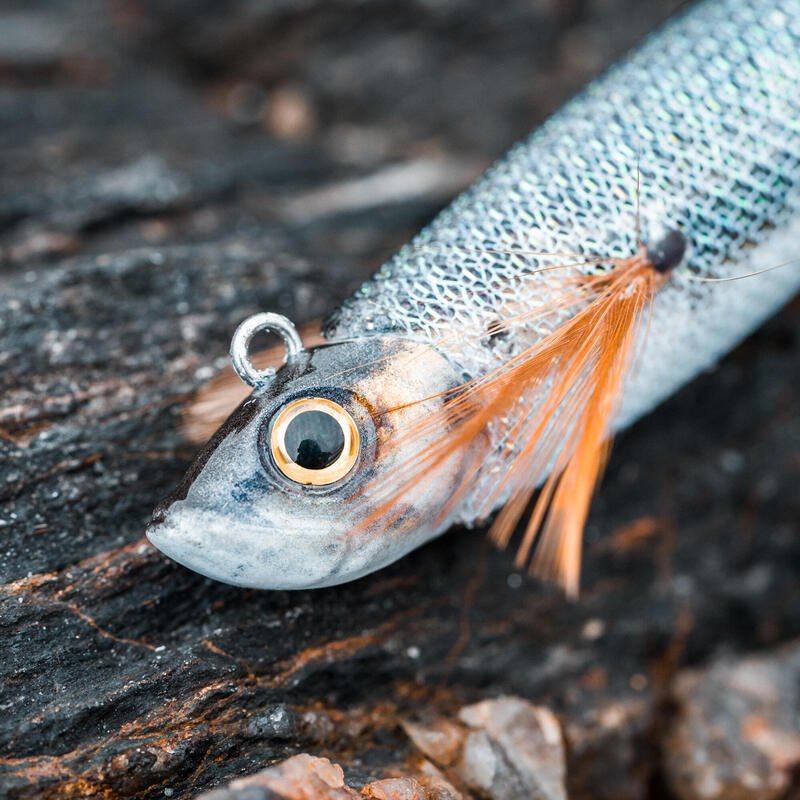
230 312 304 388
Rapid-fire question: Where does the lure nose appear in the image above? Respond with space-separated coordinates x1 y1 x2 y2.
145 512 184 566
148 502 169 527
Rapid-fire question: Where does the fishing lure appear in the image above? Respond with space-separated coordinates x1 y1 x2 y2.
147 0 800 592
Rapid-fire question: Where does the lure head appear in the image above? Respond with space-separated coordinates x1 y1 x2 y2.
146 336 466 589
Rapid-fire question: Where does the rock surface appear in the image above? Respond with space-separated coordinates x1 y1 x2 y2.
405 697 566 800
199 755 359 800
665 643 800 800
199 697 564 800
198 753 466 800
1 1 799 799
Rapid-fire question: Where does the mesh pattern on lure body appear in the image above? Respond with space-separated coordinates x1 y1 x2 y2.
326 0 800 377
325 0 800 526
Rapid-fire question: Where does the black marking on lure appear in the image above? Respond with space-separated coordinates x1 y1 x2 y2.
647 229 686 273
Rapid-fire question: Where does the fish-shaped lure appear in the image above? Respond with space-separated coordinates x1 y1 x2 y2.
148 0 800 592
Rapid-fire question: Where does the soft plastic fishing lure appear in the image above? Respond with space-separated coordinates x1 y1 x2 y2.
148 0 800 592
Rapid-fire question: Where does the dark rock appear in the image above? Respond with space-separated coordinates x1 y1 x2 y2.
246 705 298 741
1 1 798 798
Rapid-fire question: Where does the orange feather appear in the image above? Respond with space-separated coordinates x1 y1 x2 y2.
367 248 666 596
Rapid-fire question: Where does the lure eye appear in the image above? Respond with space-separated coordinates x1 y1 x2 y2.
270 397 360 485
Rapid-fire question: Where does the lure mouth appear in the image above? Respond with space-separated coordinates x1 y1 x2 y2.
146 503 353 590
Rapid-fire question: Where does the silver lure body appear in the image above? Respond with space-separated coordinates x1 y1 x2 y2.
147 0 800 589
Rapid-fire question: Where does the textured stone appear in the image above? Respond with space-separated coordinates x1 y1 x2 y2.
403 697 566 800
665 642 800 800
199 755 357 800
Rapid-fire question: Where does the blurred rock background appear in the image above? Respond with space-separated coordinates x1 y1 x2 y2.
1 1 798 799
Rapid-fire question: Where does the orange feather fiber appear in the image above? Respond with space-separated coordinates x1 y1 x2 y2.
366 247 668 597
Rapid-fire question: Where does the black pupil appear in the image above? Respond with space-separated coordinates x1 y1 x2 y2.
283 410 345 470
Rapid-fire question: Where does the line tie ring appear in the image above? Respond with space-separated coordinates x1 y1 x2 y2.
230 312 304 388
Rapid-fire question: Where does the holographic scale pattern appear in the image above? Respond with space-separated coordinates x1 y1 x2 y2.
325 0 800 378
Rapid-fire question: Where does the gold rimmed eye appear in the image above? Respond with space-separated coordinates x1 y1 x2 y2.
270 397 360 485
